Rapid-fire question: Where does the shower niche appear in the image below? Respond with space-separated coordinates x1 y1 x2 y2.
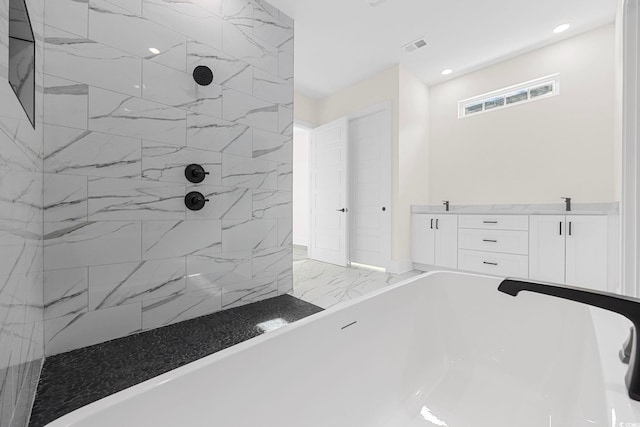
8 0 36 127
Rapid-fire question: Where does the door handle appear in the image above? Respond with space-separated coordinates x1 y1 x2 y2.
430 218 434 229
337 208 347 213
559 221 562 236
436 219 439 229
568 221 572 236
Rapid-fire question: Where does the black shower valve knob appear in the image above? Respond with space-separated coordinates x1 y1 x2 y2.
185 191 209 211
185 164 210 183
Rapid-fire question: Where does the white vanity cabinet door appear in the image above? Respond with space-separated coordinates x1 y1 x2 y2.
411 214 436 265
565 215 608 291
434 215 458 268
529 215 566 284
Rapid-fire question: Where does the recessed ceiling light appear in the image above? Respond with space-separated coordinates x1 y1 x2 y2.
553 23 571 34
148 47 160 54
441 69 453 75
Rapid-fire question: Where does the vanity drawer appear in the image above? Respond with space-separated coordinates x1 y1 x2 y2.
458 229 528 255
458 249 528 278
458 215 529 231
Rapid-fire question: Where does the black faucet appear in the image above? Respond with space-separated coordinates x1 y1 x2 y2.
498 278 640 401
443 200 450 212
562 197 571 212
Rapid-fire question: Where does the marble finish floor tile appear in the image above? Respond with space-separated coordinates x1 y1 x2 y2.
292 257 421 309
29 295 322 427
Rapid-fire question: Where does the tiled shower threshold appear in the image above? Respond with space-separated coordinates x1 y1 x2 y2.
29 295 323 427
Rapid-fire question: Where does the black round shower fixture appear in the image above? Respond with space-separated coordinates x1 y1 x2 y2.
185 164 210 183
192 65 214 86
185 191 209 211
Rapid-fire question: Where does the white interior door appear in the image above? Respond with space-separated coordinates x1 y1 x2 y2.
309 118 349 266
349 108 391 267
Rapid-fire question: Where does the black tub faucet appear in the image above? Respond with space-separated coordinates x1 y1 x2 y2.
498 278 640 401
562 197 571 212
443 200 450 212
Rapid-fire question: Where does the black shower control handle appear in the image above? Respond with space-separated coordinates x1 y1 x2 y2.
185 164 209 183
185 191 209 211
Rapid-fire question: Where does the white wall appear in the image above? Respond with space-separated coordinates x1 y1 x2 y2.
429 24 617 204
293 127 310 246
294 91 319 127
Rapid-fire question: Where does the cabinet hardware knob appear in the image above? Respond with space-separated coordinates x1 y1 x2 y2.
482 239 497 243
336 208 347 213
430 218 434 229
382 207 386 211
483 221 498 224
483 261 498 266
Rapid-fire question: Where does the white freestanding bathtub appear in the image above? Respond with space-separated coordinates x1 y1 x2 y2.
45 272 640 427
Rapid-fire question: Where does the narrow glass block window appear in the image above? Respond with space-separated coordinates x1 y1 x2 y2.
458 74 559 118
464 102 483 115
506 90 528 105
484 96 505 110
530 83 554 98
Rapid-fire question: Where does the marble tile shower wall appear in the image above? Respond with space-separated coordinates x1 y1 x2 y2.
42 0 294 355
0 0 45 425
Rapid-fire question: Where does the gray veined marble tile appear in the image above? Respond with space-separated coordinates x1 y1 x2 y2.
141 287 221 330
44 125 142 179
88 258 186 310
95 0 142 16
279 37 293 56
277 272 293 296
186 39 253 95
44 221 141 270
222 153 277 190
252 68 292 107
0 222 42 276
43 268 88 320
142 0 222 50
219 0 254 28
87 177 185 221
142 60 223 117
252 189 292 219
89 86 187 145
278 105 293 137
252 246 291 279
222 20 278 76
185 185 251 220
222 87 278 133
0 167 41 224
221 218 277 252
44 25 142 97
45 0 89 38
278 50 293 81
186 113 252 157
0 117 43 167
43 75 89 129
0 123 38 172
44 303 142 355
186 251 251 291
253 128 292 163
277 163 292 190
44 173 88 222
142 220 221 260
142 142 222 185
253 4 293 50
221 275 277 309
88 0 186 72
277 218 292 246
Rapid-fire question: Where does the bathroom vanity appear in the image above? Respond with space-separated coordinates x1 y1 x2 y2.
411 203 619 292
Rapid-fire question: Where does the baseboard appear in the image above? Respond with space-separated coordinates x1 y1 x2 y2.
386 259 414 274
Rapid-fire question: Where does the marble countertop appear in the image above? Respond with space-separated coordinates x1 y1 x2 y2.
411 202 619 215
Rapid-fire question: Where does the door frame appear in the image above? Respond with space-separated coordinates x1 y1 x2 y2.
347 102 393 269
621 0 640 297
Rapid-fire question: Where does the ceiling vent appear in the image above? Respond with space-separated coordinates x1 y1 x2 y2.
403 37 427 53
